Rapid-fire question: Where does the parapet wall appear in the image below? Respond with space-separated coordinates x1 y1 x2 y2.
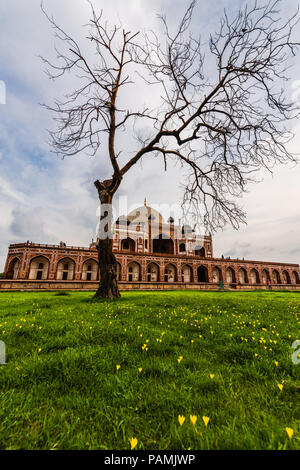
1 280 300 291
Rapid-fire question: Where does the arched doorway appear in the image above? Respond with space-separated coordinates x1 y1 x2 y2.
226 267 236 283
127 262 141 282
197 265 208 282
153 235 174 254
261 269 270 285
194 246 205 257
282 270 291 284
272 269 281 284
121 237 135 252
212 266 222 283
29 256 50 280
147 263 160 282
238 268 248 284
82 259 99 281
250 268 260 284
6 258 20 279
182 265 193 282
164 264 177 282
56 258 75 280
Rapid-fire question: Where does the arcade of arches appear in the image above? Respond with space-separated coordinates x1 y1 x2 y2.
4 250 300 288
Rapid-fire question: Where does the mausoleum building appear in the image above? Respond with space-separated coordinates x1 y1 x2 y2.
1 203 300 290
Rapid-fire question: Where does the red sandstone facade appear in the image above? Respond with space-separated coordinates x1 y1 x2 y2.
1 204 300 290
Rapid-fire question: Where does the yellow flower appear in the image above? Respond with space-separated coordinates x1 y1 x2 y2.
203 416 210 427
190 415 197 425
130 437 138 450
286 427 294 439
178 415 185 426
116 365 120 371
138 368 142 373
277 383 283 391
210 374 215 380
274 361 279 366
177 356 183 364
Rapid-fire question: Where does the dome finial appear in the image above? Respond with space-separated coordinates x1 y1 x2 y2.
144 197 147 206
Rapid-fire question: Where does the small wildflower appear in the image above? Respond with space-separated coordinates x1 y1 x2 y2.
277 383 283 391
190 415 197 425
203 416 210 427
286 428 294 439
130 437 138 450
178 415 185 426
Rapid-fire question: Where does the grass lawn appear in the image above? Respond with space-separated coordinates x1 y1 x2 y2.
0 290 299 450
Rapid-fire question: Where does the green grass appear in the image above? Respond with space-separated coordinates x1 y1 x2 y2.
0 290 299 450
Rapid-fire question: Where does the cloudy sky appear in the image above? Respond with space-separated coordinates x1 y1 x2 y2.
0 0 300 271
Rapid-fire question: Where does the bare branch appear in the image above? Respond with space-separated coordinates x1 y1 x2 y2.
41 0 300 232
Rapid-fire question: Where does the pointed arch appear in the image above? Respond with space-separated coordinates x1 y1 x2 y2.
153 235 174 255
164 263 177 282
197 265 208 282
261 269 270 285
6 257 21 279
272 269 281 284
147 262 160 282
226 266 236 283
127 261 141 282
212 266 222 283
82 259 99 281
29 256 50 280
238 267 248 284
56 257 76 280
282 270 291 284
181 264 193 282
250 268 260 284
194 246 205 257
121 237 135 252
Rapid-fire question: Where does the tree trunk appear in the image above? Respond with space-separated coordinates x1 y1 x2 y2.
95 237 120 299
94 177 121 300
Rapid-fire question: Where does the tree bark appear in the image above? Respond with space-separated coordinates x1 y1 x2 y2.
94 177 121 300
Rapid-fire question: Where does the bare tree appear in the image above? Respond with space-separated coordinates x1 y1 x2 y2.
41 0 300 299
